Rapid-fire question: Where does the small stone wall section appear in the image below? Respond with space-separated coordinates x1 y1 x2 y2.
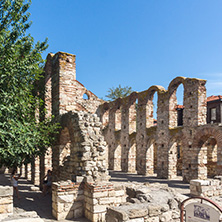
190 177 222 197
52 181 126 221
0 186 13 220
52 181 84 220
84 182 126 221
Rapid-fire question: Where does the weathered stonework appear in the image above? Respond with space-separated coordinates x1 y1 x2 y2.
106 183 186 222
0 186 13 221
24 51 222 221
190 177 222 197
52 111 109 183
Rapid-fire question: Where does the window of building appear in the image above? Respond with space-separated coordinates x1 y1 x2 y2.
211 108 216 121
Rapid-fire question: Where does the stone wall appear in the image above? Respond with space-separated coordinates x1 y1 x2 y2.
84 182 126 221
52 180 126 221
190 177 222 197
106 183 186 222
0 186 13 221
97 76 222 182
52 181 84 220
52 111 109 183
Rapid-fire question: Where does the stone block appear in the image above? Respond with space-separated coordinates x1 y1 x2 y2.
115 189 125 196
92 191 108 198
99 196 116 205
57 194 74 203
0 205 8 214
93 204 107 213
0 186 13 197
71 201 83 210
128 208 148 219
106 207 128 221
159 211 172 222
148 204 161 217
146 216 159 222
0 196 12 205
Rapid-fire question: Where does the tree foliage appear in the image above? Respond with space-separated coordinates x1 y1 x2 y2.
0 0 58 168
105 85 133 101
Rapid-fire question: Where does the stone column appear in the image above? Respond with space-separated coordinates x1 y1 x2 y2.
182 78 207 181
156 92 169 179
121 100 129 172
136 92 148 175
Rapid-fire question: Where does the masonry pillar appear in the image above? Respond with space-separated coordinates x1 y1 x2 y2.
51 52 76 117
156 91 169 179
136 92 148 175
182 78 207 182
121 99 130 172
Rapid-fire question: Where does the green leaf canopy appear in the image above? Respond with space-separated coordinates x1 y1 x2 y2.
0 0 58 168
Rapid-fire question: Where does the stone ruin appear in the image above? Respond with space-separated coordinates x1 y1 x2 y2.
2 51 222 221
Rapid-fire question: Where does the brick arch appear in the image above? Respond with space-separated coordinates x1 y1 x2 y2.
128 136 136 173
99 102 110 128
59 112 75 143
141 135 156 175
138 85 166 103
168 76 186 94
168 130 183 178
168 77 186 128
192 127 222 147
137 85 166 129
192 126 222 179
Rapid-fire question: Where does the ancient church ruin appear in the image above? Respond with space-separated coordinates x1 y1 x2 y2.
14 51 222 221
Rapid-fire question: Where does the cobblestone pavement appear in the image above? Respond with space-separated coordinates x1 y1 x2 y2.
0 171 191 221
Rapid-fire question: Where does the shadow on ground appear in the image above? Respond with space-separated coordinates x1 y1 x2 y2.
1 171 189 221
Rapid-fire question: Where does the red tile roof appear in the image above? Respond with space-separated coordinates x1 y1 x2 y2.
207 95 222 102
175 105 184 109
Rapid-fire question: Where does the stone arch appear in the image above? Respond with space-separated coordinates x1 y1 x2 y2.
168 77 186 128
128 136 137 173
168 130 183 179
82 89 91 100
138 85 166 128
145 136 157 175
100 102 109 129
192 127 222 179
127 91 138 134
114 98 122 131
113 142 122 171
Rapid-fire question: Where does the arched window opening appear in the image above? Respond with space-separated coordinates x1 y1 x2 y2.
115 107 121 131
152 92 158 126
58 127 71 181
197 135 218 179
114 143 121 171
83 93 89 100
102 109 109 129
169 83 184 128
129 99 137 134
146 91 158 128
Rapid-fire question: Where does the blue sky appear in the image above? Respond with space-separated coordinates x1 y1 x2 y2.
29 0 222 102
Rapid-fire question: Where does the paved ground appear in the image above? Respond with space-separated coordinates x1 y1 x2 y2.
0 171 191 221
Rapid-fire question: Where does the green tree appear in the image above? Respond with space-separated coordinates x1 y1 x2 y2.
105 85 133 101
0 0 58 168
